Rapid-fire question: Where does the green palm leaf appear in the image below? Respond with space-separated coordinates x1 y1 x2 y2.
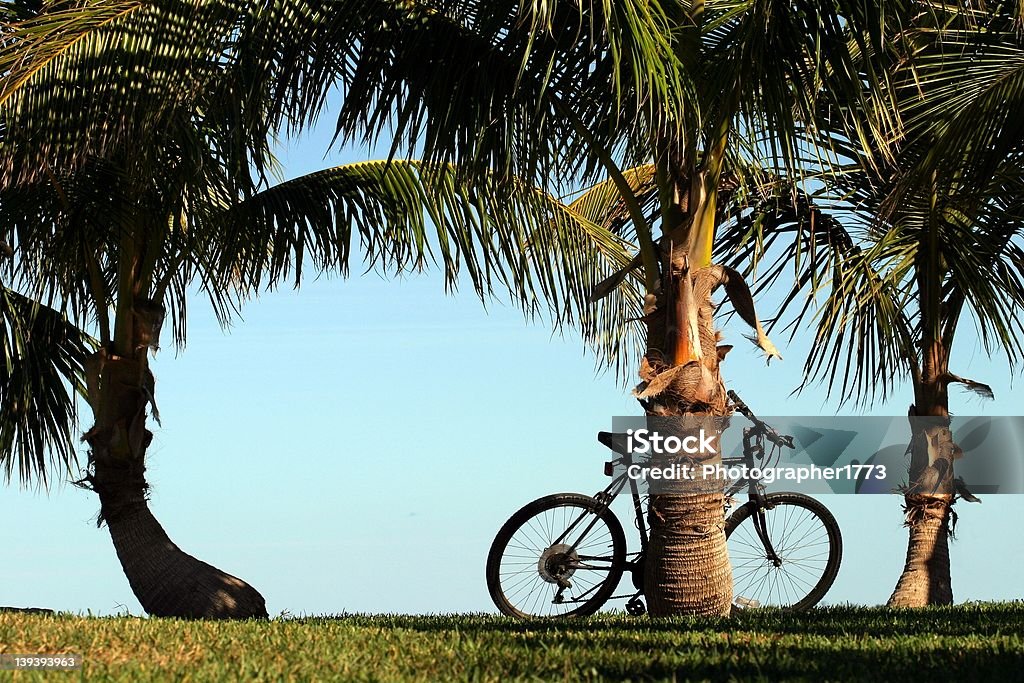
0 287 93 485
0 0 274 184
201 159 637 371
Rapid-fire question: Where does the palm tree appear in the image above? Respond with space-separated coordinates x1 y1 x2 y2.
532 1 892 617
869 2 1024 608
725 1 1024 607
0 0 634 618
3 0 895 617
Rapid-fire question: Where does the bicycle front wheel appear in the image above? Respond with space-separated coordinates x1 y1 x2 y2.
486 493 626 618
725 492 842 611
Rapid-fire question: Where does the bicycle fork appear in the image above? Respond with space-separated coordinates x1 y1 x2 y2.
748 499 783 567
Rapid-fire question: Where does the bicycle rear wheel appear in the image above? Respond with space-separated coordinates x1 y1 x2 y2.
486 493 626 618
725 492 842 611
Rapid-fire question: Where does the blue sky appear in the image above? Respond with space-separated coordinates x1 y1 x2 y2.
2 115 1022 616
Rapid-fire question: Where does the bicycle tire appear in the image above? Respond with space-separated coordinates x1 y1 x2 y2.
724 492 842 611
486 493 627 618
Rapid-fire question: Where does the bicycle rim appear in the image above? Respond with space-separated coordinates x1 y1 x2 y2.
726 493 842 610
486 494 626 618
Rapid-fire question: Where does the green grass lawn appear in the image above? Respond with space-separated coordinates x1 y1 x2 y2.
2 604 1021 681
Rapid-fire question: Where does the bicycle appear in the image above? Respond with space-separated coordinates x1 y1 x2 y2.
485 391 843 618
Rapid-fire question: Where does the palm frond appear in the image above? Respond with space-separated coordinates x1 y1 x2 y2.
199 159 638 373
2 0 696 191
714 175 918 405
888 2 1024 191
0 0 269 184
0 286 93 486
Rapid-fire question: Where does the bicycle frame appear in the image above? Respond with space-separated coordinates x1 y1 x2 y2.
544 416 789 606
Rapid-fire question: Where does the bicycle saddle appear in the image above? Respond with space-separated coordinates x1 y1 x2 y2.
597 431 632 456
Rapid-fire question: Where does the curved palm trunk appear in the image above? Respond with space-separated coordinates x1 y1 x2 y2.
89 448 268 619
100 483 268 618
641 257 734 617
80 301 267 619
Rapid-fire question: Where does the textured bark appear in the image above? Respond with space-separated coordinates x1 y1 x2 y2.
888 335 958 607
645 492 732 616
101 484 268 619
80 299 268 620
887 494 953 607
639 253 734 617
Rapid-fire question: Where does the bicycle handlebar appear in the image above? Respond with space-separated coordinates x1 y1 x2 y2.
727 390 795 449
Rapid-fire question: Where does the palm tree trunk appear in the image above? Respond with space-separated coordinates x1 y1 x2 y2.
102 486 268 618
88 450 268 619
645 492 732 616
80 302 267 619
640 258 733 617
888 337 957 607
887 493 953 607
887 418 957 607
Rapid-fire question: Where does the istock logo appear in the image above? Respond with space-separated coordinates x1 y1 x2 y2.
625 428 718 455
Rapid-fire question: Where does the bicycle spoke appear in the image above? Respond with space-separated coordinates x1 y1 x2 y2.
489 497 625 617
728 497 838 609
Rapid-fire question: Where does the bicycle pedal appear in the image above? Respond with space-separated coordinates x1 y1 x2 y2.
625 597 646 616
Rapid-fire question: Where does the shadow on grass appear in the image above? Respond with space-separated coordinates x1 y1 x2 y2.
571 639 1020 682
296 603 1024 639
